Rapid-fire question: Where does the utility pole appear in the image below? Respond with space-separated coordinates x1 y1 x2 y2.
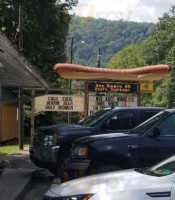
97 47 101 68
19 3 23 50
69 37 73 89
68 37 74 124
70 37 73 65
18 3 24 150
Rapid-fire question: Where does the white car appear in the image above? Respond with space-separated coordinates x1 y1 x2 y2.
44 155 175 200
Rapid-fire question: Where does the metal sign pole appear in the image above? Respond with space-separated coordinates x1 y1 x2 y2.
84 81 89 118
137 82 141 106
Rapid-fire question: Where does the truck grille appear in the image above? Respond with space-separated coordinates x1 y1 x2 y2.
33 132 44 147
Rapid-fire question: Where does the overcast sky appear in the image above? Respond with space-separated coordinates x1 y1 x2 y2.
74 0 175 23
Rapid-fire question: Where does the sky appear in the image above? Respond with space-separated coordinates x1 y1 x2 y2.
74 0 175 23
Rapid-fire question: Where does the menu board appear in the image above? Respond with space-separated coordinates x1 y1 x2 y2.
35 95 84 112
88 82 138 93
88 95 138 115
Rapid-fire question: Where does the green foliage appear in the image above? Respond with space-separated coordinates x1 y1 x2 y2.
67 16 156 67
0 0 78 85
108 5 175 108
0 0 79 128
108 43 146 69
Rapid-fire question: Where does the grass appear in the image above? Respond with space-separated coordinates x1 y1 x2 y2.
0 145 20 155
0 138 30 155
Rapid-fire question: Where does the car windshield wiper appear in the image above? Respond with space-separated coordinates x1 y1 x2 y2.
135 168 162 177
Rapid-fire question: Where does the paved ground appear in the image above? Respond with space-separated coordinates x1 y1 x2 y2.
0 168 35 200
0 145 54 200
22 171 54 200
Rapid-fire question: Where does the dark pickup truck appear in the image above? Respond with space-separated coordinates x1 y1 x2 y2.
29 107 163 175
64 109 175 179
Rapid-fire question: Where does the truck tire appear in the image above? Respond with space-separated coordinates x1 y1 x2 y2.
97 164 122 174
56 149 70 178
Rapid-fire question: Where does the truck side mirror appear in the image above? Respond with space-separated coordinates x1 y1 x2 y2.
153 126 161 138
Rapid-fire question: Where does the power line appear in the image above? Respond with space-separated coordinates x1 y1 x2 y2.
127 0 143 21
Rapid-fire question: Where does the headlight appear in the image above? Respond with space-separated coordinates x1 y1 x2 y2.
44 194 94 200
61 194 94 200
43 135 58 146
72 146 88 158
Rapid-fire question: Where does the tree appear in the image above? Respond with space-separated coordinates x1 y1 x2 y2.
0 0 78 85
67 16 155 67
107 5 175 108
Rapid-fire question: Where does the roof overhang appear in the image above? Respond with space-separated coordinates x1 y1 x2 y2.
53 64 170 82
0 32 48 88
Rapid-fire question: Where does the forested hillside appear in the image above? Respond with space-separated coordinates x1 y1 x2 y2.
67 16 156 67
108 6 175 108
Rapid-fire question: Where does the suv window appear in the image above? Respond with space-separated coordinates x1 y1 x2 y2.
140 110 159 123
158 114 175 136
105 111 136 131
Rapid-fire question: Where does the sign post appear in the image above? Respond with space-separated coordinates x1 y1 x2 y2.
84 81 89 118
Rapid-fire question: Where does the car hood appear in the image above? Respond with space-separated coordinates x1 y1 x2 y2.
47 169 158 197
74 132 137 145
37 124 92 135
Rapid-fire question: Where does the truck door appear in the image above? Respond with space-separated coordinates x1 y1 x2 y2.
140 113 175 167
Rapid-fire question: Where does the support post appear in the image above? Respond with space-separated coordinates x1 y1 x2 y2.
137 82 141 106
84 81 89 118
0 86 2 142
18 86 24 150
31 90 35 140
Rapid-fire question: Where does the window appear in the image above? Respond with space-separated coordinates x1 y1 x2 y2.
78 109 111 127
131 111 168 135
158 114 175 136
105 112 136 131
140 110 159 123
136 155 175 177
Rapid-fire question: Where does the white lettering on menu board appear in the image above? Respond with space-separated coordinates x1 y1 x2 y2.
88 95 137 115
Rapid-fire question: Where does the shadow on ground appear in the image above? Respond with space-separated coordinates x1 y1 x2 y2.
0 153 38 169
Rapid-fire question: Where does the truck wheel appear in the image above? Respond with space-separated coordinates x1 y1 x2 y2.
56 150 70 178
97 164 122 174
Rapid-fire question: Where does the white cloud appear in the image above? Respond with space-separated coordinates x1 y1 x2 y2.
74 0 175 22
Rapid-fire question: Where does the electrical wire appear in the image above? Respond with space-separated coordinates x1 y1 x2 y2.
127 0 144 21
57 50 67 57
127 0 143 21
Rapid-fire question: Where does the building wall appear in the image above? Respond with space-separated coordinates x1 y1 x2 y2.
1 104 18 142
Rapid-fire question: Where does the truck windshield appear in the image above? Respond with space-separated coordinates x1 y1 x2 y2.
131 111 169 135
78 109 111 127
136 155 175 177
